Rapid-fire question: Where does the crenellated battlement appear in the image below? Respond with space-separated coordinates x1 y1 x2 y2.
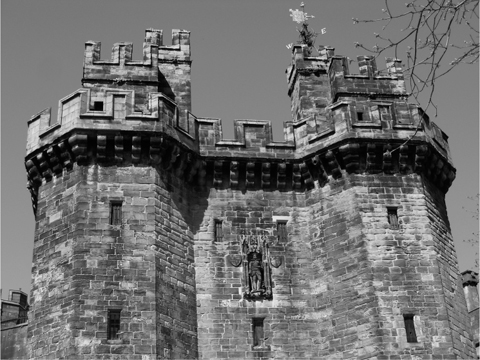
25 29 456 210
328 55 406 103
83 29 191 86
287 45 404 95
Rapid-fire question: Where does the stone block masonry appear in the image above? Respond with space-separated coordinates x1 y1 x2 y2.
16 28 477 359
27 164 198 359
193 174 476 359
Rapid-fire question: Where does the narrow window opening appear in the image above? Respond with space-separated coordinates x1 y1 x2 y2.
108 309 121 340
93 101 104 111
110 202 122 225
387 207 399 230
252 318 264 349
214 220 223 242
403 314 417 342
357 112 364 121
277 221 287 242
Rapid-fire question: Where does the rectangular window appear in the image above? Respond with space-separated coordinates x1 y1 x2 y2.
108 309 121 340
93 101 104 111
387 207 399 229
357 111 364 121
277 221 287 242
404 314 417 342
110 202 122 225
252 318 264 348
214 220 223 242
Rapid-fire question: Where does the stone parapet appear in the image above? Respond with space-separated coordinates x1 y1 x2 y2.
25 84 455 214
82 29 190 86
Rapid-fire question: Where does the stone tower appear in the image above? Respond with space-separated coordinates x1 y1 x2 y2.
24 29 477 359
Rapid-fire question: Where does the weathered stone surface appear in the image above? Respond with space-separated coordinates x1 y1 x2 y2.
16 29 478 359
1 325 28 359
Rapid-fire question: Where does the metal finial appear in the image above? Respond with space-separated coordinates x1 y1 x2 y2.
287 3 326 55
289 3 315 24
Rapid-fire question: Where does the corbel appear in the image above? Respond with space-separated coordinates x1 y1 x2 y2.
292 163 302 190
246 162 256 189
230 161 239 189
312 155 328 186
25 159 42 186
399 145 409 173
166 145 180 171
114 136 124 164
261 163 271 190
47 146 63 175
97 135 107 162
382 144 393 174
69 134 88 164
213 160 223 187
325 150 341 179
414 145 428 174
37 152 52 182
366 143 378 173
132 136 142 163
277 162 287 190
58 140 73 169
299 162 313 189
339 143 360 173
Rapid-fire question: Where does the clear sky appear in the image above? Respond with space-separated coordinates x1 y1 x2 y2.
2 0 478 296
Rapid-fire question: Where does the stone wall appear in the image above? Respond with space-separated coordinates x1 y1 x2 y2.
27 164 198 359
24 158 479 359
193 172 476 359
423 178 476 358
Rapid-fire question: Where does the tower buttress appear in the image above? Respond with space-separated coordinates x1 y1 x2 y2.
25 29 199 359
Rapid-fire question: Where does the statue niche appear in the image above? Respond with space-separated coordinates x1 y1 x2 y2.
248 252 264 294
241 231 272 300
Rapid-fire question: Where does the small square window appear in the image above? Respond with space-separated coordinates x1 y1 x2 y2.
357 112 364 121
93 101 104 111
214 220 223 242
403 314 417 342
277 221 287 242
110 202 122 225
387 207 399 230
108 309 121 340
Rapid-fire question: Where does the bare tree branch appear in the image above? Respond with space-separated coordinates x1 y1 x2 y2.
353 0 479 115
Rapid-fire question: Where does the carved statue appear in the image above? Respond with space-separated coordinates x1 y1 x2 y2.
240 230 276 300
249 253 263 292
